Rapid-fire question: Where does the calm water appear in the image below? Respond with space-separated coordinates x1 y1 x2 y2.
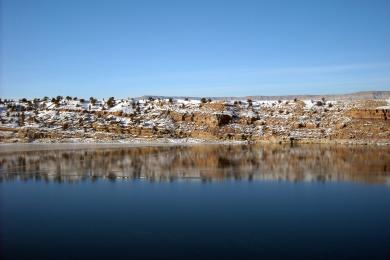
1 144 390 259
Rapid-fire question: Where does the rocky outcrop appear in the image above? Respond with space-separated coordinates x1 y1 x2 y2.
188 112 232 127
1 97 390 144
348 108 389 120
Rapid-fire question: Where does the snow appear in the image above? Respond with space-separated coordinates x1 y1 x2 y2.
377 106 390 110
303 100 314 109
240 110 257 118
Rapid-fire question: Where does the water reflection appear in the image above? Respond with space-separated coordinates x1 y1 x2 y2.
0 144 389 184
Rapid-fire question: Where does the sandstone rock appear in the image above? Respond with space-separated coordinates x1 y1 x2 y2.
306 122 317 129
169 111 186 122
336 122 347 129
193 112 232 127
200 101 225 112
348 108 390 120
255 120 266 126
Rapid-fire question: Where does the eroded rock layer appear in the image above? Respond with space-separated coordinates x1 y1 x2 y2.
0 96 389 144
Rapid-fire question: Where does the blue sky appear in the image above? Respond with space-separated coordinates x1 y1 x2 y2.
1 0 390 98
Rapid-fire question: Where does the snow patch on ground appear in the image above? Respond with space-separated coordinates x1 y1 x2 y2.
303 100 314 109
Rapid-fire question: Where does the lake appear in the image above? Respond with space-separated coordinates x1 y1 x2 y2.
1 144 390 259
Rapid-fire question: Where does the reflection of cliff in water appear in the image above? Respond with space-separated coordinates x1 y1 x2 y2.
0 145 389 184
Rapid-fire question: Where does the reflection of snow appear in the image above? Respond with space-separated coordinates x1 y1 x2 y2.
0 145 389 184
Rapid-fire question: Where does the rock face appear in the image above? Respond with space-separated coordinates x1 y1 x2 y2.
0 96 390 144
348 108 389 120
193 112 232 127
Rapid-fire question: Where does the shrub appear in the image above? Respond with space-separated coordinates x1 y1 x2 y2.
107 97 115 108
200 98 207 103
18 112 25 126
90 97 97 106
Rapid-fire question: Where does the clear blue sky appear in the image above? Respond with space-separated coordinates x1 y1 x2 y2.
1 0 390 98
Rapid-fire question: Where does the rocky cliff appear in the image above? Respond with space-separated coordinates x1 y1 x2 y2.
0 94 389 144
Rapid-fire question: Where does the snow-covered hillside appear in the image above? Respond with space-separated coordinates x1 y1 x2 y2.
0 96 389 144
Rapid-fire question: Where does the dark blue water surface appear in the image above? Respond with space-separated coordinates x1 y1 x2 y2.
1 144 390 259
1 180 390 260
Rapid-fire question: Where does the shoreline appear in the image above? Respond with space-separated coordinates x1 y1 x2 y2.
1 137 389 153
0 138 247 152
